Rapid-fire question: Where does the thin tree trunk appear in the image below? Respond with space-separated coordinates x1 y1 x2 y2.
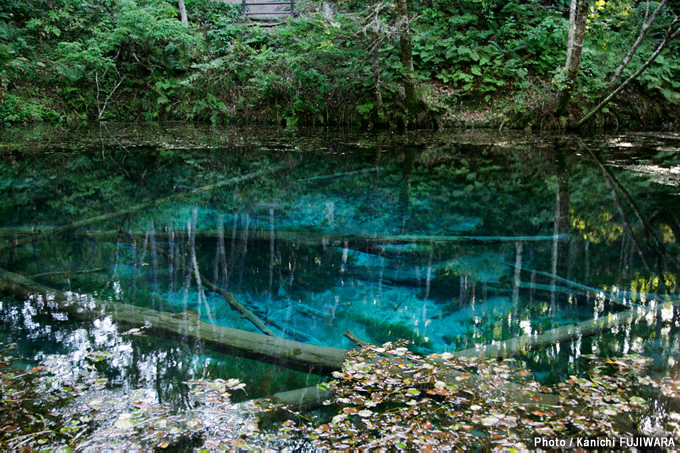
373 43 386 124
178 0 188 24
557 0 590 115
575 19 680 128
607 0 668 90
565 0 578 70
396 0 419 123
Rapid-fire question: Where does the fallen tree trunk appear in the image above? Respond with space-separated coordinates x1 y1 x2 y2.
453 301 673 359
0 266 561 406
0 267 577 415
3 263 669 370
1 227 570 247
0 267 345 374
8 265 669 410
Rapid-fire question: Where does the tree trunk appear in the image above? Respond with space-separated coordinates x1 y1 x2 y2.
565 0 577 70
574 19 680 128
607 0 668 90
373 43 386 125
556 0 590 116
178 0 188 24
396 0 419 124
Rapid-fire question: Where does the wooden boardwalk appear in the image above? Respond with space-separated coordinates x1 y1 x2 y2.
240 0 295 18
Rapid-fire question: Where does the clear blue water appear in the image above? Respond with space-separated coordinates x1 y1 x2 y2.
1 124 679 403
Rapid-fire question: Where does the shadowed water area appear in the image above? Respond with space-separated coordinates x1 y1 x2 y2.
1 124 679 421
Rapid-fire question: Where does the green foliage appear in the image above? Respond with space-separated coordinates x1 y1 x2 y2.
0 92 60 123
187 0 241 30
1 0 679 127
411 0 567 97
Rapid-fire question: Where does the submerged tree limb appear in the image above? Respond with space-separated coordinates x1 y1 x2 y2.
123 224 278 338
31 268 106 279
248 385 332 415
203 280 276 337
502 262 669 307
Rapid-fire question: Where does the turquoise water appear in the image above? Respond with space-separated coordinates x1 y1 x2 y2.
1 124 679 403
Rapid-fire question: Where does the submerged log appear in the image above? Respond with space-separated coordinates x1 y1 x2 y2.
453 300 676 359
0 267 345 374
251 385 332 414
3 262 668 376
1 227 570 247
32 268 106 279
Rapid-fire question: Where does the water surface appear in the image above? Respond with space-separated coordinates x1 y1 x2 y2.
1 124 679 406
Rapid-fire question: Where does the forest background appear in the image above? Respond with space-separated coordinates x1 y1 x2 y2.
1 0 679 130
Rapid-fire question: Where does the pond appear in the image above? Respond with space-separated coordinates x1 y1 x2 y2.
1 124 679 447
